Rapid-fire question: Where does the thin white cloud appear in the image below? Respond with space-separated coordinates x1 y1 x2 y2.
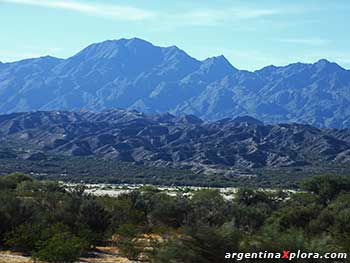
1 1 311 26
279 38 331 46
150 5 310 31
0 0 154 21
179 7 283 26
230 8 283 19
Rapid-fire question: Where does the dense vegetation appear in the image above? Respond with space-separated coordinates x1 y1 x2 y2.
1 173 350 262
2 155 350 189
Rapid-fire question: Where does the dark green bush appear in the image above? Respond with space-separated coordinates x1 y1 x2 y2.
33 232 85 263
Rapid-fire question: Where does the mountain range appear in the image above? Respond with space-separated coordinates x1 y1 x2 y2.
1 110 350 170
1 38 350 128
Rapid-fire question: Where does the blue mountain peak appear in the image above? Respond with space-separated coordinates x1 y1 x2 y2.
1 37 350 128
314 58 344 72
200 55 237 76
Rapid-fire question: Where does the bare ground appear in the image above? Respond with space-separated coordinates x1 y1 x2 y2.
0 247 142 263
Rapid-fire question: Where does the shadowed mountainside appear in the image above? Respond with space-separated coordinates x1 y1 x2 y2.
1 110 350 169
1 38 350 128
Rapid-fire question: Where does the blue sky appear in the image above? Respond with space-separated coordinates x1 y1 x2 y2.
0 0 349 70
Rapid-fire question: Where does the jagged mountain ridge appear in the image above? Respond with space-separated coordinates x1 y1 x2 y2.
1 38 350 128
1 110 350 169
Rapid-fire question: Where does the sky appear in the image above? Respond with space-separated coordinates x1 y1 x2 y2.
0 0 349 70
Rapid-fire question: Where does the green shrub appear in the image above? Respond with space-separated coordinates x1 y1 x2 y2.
33 232 85 263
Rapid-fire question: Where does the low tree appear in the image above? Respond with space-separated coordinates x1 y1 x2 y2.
33 232 85 263
0 172 32 190
77 198 110 245
188 189 230 227
152 224 240 263
301 175 350 204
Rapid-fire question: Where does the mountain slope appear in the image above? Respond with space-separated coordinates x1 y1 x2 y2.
1 38 350 128
1 110 350 169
